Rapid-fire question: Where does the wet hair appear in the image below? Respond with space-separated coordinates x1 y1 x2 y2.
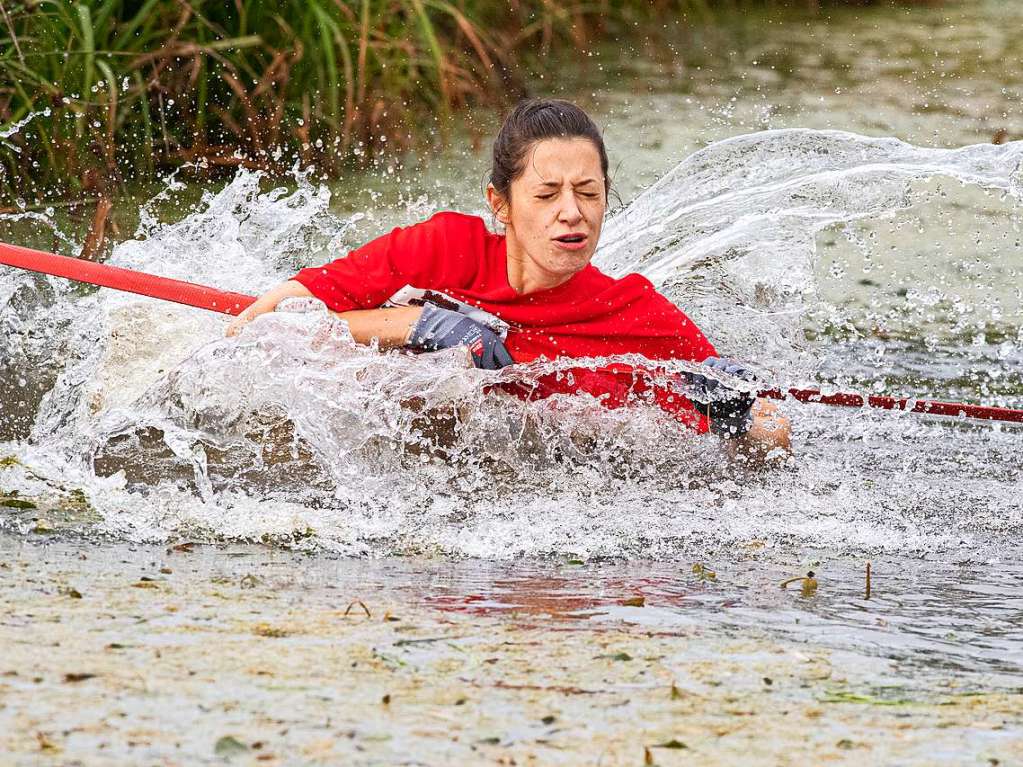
489 98 611 207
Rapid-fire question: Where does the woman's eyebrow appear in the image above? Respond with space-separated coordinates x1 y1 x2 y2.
533 177 600 188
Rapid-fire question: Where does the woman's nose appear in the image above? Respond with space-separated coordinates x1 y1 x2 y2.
557 191 583 224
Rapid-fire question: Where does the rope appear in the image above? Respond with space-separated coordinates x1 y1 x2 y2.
758 387 1023 424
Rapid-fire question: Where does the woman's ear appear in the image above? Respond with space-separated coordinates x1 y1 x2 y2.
486 183 510 225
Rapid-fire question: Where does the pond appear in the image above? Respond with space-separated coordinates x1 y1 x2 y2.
1 1 1021 763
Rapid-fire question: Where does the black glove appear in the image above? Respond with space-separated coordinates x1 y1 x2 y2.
406 304 514 370
685 356 757 438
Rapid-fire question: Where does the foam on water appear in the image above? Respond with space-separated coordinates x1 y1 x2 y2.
1 129 1020 558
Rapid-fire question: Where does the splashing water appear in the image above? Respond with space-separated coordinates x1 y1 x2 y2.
1 129 1021 558
597 129 1023 373
0 108 52 154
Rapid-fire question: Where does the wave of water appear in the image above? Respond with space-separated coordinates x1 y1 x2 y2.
1 129 1021 558
598 128 1023 374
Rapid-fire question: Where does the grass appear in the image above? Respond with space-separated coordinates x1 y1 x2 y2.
0 0 947 199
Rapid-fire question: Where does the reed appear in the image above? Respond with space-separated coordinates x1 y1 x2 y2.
0 0 940 198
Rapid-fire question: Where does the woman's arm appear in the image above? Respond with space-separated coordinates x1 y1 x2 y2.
333 305 423 348
227 214 484 339
226 280 312 337
226 279 424 347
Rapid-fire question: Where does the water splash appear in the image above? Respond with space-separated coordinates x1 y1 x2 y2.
1 129 1020 558
0 107 52 153
597 129 1023 376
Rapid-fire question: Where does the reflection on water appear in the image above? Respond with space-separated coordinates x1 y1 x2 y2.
415 555 1023 686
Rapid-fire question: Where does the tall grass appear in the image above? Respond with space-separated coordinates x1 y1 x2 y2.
0 0 934 199
0 0 499 195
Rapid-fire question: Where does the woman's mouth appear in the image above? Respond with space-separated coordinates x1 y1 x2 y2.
553 233 588 251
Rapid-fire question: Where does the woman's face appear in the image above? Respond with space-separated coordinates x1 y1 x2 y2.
489 137 607 285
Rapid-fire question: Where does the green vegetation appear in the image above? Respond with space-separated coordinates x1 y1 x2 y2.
0 0 939 198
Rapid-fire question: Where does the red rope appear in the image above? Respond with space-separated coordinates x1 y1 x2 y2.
3 240 1022 425
0 241 255 315
758 388 1023 424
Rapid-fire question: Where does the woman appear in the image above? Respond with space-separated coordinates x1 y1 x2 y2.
228 99 790 456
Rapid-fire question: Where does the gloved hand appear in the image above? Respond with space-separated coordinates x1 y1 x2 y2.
684 356 758 438
406 304 514 370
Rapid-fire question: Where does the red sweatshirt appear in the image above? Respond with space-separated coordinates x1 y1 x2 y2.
293 212 717 431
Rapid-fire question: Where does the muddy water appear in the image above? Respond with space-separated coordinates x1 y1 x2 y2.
2 1 1023 763
3 538 1022 765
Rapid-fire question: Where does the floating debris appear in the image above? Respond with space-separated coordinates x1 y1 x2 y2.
653 739 687 750
618 596 645 607
691 563 717 581
1 498 36 509
594 652 633 662
35 732 60 754
239 574 261 589
63 673 97 683
213 735 249 758
781 571 818 597
344 600 372 618
822 690 915 706
253 623 289 638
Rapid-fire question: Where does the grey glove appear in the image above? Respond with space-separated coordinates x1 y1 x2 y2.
685 356 757 438
407 304 514 370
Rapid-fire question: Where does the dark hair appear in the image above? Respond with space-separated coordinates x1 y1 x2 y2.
489 98 611 205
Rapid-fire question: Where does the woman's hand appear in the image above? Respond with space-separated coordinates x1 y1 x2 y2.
686 356 758 437
683 357 793 462
225 280 313 337
406 304 514 369
728 398 792 464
